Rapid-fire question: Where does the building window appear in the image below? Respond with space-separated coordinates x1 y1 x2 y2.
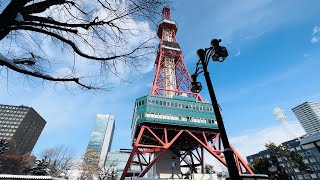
314 165 320 170
306 151 312 156
299 152 305 157
304 174 310 179
309 158 316 163
311 174 317 178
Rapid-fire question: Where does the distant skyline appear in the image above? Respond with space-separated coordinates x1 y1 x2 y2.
0 0 320 166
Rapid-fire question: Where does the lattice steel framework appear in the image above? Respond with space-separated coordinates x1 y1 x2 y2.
150 8 202 101
120 7 253 180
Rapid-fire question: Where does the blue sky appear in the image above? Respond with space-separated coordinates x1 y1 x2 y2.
1 0 320 162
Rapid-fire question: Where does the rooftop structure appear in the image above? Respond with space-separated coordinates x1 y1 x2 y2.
0 104 46 155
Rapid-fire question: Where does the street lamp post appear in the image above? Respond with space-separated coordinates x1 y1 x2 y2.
191 39 240 180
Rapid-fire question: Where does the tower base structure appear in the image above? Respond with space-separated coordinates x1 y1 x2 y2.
120 124 253 180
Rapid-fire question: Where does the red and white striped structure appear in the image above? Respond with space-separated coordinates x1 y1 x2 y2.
151 8 202 101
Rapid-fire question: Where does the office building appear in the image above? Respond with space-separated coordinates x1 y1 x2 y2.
106 149 140 179
87 114 115 167
247 134 320 179
292 101 320 135
0 104 46 155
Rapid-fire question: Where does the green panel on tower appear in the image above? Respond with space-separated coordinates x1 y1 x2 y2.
131 95 218 142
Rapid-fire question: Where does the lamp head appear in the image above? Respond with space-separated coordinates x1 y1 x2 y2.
211 39 221 48
190 73 202 93
210 39 228 62
197 48 206 60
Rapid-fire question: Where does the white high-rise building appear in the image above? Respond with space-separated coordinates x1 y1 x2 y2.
292 101 320 135
87 114 115 167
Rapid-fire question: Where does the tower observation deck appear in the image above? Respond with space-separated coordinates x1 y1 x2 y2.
120 7 253 180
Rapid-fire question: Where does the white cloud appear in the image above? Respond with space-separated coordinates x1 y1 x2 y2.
204 120 305 172
229 120 305 158
272 107 287 122
206 0 317 42
311 26 320 44
235 49 241 56
313 26 320 34
311 36 319 44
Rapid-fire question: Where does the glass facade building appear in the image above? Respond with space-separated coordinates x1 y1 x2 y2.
87 114 115 166
106 150 140 180
0 104 46 155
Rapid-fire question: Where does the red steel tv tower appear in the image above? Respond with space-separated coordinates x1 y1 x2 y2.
120 7 253 179
150 8 202 101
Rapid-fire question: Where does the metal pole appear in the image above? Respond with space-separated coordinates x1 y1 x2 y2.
172 165 174 180
200 57 240 180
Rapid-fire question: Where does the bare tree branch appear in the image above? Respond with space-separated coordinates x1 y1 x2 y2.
40 145 75 177
9 25 155 61
20 21 78 34
0 0 167 90
0 53 92 89
21 0 75 15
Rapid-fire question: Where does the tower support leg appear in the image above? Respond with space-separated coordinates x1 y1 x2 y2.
120 126 184 180
121 126 253 180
